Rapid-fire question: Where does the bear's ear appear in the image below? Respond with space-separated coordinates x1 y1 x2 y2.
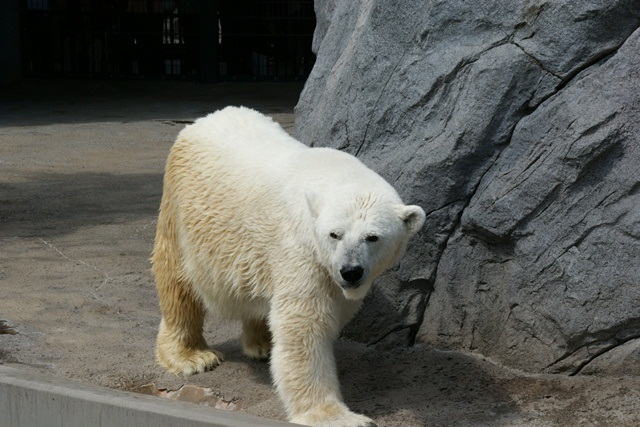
397 205 426 235
305 190 323 218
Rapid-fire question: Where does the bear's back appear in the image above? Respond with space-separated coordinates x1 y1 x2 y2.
177 106 305 172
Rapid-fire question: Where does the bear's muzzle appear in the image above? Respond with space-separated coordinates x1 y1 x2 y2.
339 265 364 287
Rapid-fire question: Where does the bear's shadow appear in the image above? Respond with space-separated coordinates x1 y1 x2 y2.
334 340 521 426
213 337 273 386
204 329 519 426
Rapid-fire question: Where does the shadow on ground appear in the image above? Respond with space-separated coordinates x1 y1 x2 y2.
336 343 520 426
0 172 162 238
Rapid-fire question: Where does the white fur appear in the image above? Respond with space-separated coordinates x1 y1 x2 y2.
151 106 425 427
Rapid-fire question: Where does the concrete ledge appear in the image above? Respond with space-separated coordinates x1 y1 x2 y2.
0 365 296 427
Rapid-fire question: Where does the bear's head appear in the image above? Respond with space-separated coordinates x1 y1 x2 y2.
306 189 425 300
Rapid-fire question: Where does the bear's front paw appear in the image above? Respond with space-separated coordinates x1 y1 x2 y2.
157 347 224 376
320 413 376 427
292 406 376 427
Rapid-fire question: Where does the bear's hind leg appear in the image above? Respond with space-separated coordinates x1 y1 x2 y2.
155 281 224 375
242 318 272 360
153 221 223 375
156 296 224 375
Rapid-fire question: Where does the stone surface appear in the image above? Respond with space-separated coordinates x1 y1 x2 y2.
296 0 640 373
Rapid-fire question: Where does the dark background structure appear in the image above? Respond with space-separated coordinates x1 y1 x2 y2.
1 0 315 83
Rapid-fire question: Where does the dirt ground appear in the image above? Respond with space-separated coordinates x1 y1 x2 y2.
2 79 640 427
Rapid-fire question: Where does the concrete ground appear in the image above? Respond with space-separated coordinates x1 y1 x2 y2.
2 79 640 427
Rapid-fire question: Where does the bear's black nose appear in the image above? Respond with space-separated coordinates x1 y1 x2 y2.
340 265 364 284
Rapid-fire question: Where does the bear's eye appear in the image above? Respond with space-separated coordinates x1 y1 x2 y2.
366 235 379 242
330 232 341 240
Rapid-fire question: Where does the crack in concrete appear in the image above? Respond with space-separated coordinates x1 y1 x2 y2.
39 238 133 322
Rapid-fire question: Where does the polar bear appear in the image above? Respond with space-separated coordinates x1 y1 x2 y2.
151 106 425 427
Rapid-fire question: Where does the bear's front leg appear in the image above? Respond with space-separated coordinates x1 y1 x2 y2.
270 293 376 427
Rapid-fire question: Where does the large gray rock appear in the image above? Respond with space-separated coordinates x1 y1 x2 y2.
295 0 640 373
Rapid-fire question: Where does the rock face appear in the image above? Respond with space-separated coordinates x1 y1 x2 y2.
295 0 640 374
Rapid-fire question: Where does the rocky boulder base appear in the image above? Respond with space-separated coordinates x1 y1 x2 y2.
295 0 640 374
